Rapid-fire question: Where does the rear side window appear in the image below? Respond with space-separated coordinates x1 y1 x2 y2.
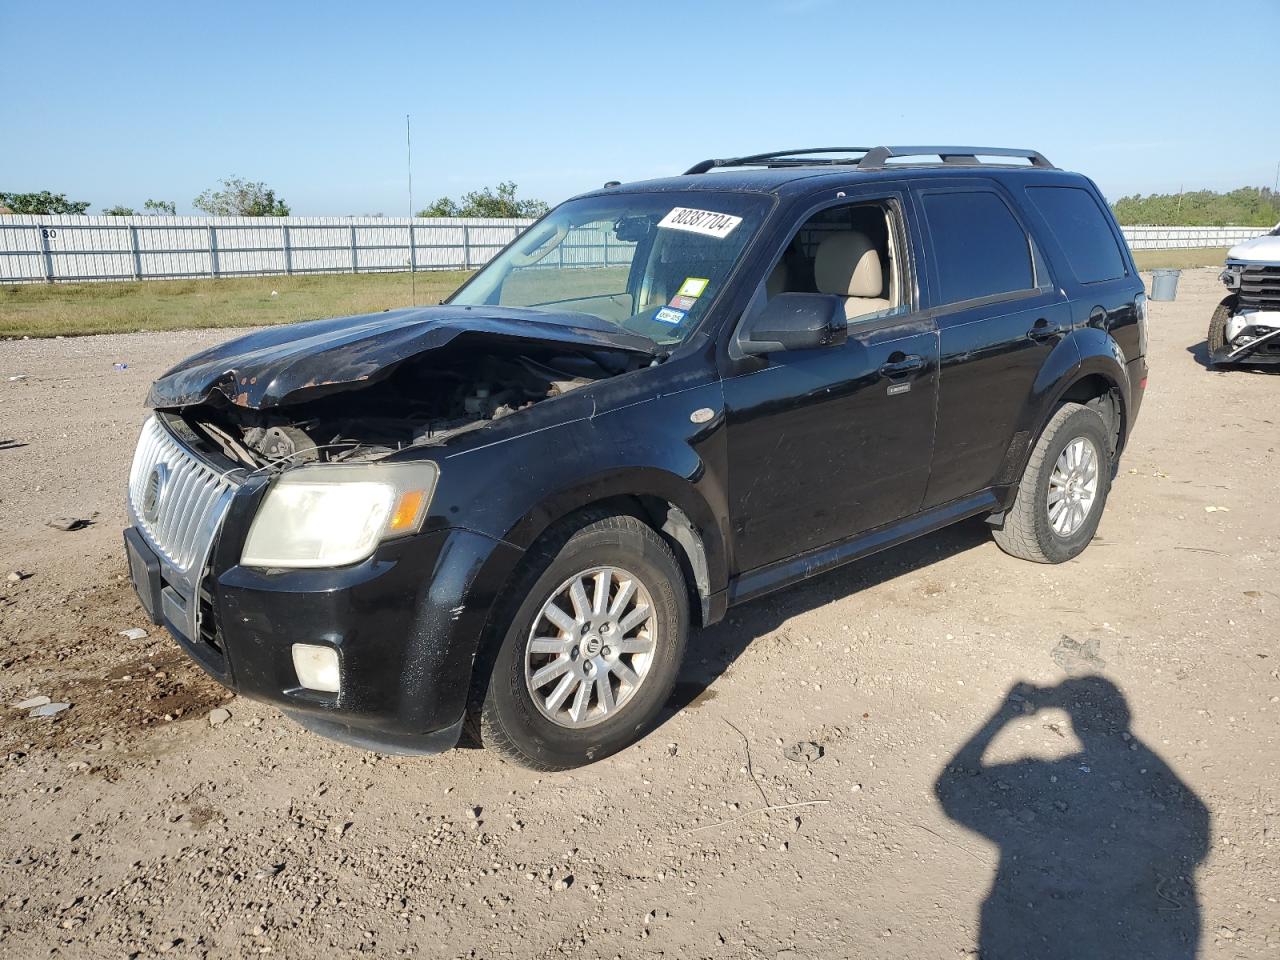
1026 186 1126 283
922 191 1034 305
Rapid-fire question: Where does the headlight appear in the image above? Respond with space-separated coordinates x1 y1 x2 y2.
1220 265 1243 290
241 460 437 568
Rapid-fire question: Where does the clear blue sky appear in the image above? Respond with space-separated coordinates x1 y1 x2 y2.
4 0 1278 215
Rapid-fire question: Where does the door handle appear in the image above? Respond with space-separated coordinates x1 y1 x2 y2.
879 353 925 378
1027 318 1062 341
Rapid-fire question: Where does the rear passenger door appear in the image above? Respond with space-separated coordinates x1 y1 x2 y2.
1020 183 1143 365
912 181 1071 508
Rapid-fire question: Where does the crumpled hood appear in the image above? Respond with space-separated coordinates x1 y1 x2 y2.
1228 229 1280 264
147 305 656 410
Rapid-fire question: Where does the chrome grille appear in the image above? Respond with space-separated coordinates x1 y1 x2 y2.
1239 264 1280 311
127 417 241 576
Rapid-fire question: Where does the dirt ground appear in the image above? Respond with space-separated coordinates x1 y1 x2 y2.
0 268 1276 959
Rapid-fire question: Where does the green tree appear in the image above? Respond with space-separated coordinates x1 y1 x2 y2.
102 205 136 216
193 177 290 216
1111 187 1280 227
418 197 462 217
0 191 91 214
418 181 549 219
144 198 177 216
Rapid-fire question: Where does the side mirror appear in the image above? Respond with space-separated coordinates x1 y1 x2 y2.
737 293 847 356
613 216 652 242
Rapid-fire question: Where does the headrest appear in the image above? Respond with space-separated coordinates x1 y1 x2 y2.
814 232 883 298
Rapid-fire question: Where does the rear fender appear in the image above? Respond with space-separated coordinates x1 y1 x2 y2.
1052 329 1131 443
997 331 1128 508
991 334 1081 489
1030 330 1129 436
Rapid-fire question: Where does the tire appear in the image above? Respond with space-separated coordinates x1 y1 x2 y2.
1207 295 1235 366
478 513 689 770
992 402 1113 564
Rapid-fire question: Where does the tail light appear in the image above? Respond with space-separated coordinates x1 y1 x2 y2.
1135 293 1148 357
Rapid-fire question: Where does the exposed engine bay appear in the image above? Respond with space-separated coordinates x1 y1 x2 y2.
172 343 637 468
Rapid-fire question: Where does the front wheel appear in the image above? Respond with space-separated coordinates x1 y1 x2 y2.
992 402 1113 564
478 514 688 770
1207 295 1235 366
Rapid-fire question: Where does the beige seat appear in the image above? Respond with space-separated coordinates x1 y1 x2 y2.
814 231 892 319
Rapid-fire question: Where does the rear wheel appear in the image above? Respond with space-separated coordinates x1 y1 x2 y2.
478 513 688 770
992 402 1113 564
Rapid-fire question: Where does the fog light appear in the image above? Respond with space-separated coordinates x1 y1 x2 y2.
292 644 341 693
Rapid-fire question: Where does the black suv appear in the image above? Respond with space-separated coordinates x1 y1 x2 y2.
124 146 1148 769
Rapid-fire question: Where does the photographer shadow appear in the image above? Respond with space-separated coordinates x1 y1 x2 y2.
935 676 1210 960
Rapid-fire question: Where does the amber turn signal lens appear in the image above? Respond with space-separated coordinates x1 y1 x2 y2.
387 489 429 534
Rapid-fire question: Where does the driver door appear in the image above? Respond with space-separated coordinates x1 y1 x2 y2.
721 189 940 573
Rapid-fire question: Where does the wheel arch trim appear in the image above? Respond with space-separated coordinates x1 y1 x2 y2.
498 466 729 627
1043 356 1130 446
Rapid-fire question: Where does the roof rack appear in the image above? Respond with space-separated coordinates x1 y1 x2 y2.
683 145 1054 176
857 146 1054 170
683 148 872 175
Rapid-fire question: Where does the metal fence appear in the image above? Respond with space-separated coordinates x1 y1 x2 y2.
0 214 1272 284
1120 225 1270 251
0 215 537 284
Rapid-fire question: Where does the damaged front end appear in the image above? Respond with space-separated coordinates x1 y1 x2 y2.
1215 241 1280 365
147 306 657 467
177 345 628 468
125 305 658 752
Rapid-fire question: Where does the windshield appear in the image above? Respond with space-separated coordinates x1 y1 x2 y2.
449 191 771 345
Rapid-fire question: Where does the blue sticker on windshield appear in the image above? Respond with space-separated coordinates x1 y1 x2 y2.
654 307 687 325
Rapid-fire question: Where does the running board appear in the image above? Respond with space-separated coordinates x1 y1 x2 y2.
728 491 1000 607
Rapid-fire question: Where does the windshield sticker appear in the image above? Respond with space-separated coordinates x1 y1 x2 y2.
658 207 743 239
669 294 698 310
654 307 688 325
677 277 710 298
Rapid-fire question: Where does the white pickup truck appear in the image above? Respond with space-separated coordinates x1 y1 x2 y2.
1211 224 1280 366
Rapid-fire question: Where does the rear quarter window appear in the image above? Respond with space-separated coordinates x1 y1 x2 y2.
921 191 1034 305
1026 186 1126 284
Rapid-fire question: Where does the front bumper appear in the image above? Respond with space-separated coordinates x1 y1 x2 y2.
127 518 523 753
124 418 524 754
1211 314 1280 365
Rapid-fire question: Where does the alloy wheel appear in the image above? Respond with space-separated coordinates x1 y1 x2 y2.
1047 436 1100 537
524 566 657 728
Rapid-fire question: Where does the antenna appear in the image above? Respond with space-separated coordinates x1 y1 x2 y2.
406 113 416 306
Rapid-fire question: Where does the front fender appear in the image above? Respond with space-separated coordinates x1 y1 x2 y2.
508 461 729 589
431 382 732 600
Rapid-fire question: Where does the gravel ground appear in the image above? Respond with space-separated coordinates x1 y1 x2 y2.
0 268 1276 958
